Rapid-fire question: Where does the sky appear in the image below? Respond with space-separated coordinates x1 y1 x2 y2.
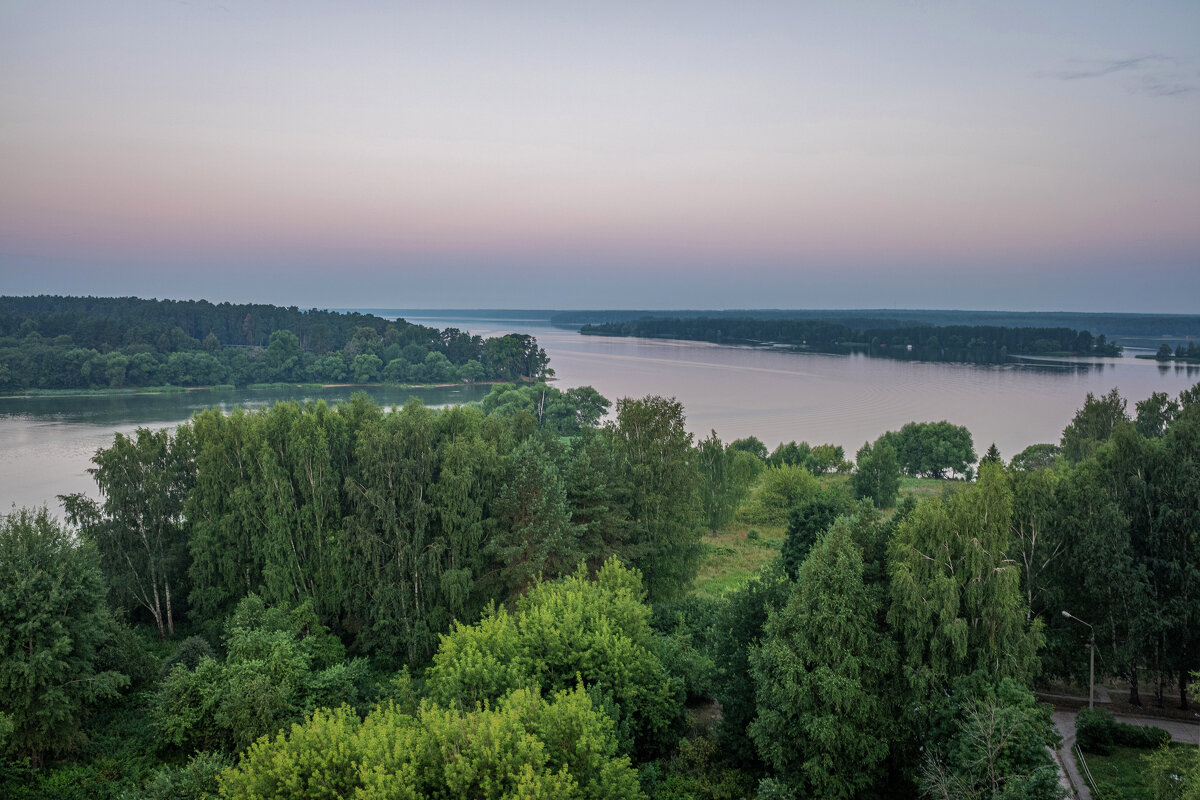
1 1 1198 312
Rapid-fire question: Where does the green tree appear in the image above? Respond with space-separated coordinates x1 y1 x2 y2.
427 559 682 757
881 420 976 478
695 431 759 532
152 595 368 754
0 508 128 764
805 443 847 474
63 426 196 638
918 678 1064 800
1049 457 1153 705
265 330 301 380
710 564 791 772
1009 467 1062 620
1135 391 1180 439
743 464 820 525
484 435 579 600
780 489 854 577
350 352 382 383
851 439 900 508
218 685 642 800
768 440 811 468
612 396 703 601
1010 443 1060 472
1061 387 1128 462
729 436 769 461
750 520 896 798
888 464 1043 709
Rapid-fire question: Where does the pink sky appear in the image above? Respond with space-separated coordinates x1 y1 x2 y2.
2 1 1198 310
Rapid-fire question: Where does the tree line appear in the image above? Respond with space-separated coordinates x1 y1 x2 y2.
0 295 550 391
580 315 1121 363
2 379 1198 799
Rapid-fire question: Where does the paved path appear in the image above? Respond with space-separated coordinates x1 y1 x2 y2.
1051 710 1089 800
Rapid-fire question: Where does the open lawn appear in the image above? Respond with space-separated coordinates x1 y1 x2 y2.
693 524 786 597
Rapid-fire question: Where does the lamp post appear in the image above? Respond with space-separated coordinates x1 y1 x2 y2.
1062 610 1095 710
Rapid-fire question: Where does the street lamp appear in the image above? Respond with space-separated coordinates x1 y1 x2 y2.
1062 610 1095 710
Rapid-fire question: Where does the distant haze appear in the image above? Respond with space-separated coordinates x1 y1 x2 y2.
2 2 1198 312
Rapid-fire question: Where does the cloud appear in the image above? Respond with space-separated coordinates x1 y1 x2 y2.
1041 55 1197 97
1048 56 1165 80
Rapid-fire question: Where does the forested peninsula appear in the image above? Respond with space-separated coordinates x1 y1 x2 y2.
580 316 1122 363
0 296 550 392
3 376 1199 799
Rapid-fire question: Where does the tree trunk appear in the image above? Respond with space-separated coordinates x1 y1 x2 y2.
1129 661 1141 706
151 581 165 640
165 578 174 637
1181 671 1191 711
1153 637 1164 708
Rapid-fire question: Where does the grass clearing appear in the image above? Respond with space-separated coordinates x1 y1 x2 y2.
693 524 786 597
899 476 957 500
1079 743 1196 800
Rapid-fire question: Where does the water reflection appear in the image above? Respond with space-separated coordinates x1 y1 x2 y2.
2 316 1198 516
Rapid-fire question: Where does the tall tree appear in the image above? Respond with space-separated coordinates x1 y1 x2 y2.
750 519 897 799
695 431 759 533
612 396 703 601
0 508 128 765
1061 387 1128 463
888 464 1043 709
63 426 195 638
851 438 901 508
1009 467 1063 622
1049 457 1152 705
484 435 579 600
710 564 791 772
1135 391 1180 439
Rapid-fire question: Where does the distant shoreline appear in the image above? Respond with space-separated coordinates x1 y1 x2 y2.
0 377 548 401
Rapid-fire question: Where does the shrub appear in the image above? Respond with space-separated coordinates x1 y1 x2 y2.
1075 708 1116 754
1076 707 1170 754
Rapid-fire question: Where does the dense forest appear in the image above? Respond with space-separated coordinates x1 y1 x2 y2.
2 379 1199 799
0 296 551 391
554 308 1200 339
580 316 1122 363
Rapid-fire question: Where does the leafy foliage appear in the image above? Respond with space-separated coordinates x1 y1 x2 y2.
888 464 1043 709
428 560 683 757
151 595 369 753
219 685 642 800
852 438 901 507
63 426 196 638
750 519 897 799
0 508 128 764
879 420 976 478
919 678 1063 800
1061 388 1128 463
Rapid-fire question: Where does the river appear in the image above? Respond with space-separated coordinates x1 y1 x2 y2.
2 315 1197 514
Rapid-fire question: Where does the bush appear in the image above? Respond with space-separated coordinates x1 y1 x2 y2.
1076 708 1116 754
1114 720 1171 749
1076 707 1171 754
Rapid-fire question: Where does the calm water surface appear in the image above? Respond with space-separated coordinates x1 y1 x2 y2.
2 316 1197 514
